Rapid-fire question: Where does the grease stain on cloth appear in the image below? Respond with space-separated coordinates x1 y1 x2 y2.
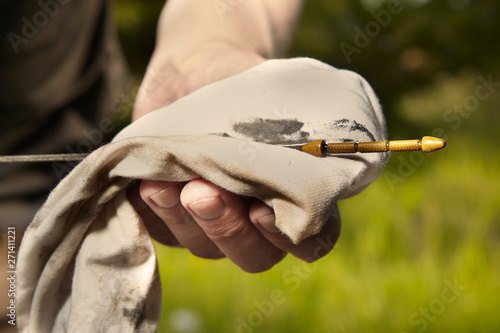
231 117 376 144
232 118 309 144
329 118 376 142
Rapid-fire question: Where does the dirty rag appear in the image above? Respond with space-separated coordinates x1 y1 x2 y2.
17 58 389 332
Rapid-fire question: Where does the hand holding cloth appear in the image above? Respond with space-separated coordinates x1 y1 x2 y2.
17 58 388 332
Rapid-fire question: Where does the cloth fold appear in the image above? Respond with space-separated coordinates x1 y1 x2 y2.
17 58 389 332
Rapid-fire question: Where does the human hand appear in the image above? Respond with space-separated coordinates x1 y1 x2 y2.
130 47 340 272
128 0 340 273
128 178 340 273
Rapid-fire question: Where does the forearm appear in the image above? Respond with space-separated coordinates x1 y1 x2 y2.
133 0 302 120
154 0 303 60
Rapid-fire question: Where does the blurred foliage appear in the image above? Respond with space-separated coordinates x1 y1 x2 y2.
113 0 499 332
114 0 164 78
288 0 500 136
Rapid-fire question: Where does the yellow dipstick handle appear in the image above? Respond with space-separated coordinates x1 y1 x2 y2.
300 136 446 157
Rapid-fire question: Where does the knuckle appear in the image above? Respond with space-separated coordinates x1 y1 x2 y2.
202 217 249 242
241 264 272 274
189 248 225 260
161 209 192 228
240 250 286 274
151 232 181 248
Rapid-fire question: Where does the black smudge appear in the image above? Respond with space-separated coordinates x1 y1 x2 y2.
232 118 309 144
122 297 147 330
331 118 376 141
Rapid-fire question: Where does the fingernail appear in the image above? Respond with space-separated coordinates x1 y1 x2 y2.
257 214 280 233
150 185 180 209
188 196 225 220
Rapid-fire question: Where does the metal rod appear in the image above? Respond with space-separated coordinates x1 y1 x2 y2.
0 153 89 163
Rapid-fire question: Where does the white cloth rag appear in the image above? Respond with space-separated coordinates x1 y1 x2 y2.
17 58 389 332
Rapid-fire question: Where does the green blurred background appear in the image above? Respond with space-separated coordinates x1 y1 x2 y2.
114 0 500 332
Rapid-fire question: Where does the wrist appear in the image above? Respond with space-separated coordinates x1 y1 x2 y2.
150 42 266 81
132 45 265 121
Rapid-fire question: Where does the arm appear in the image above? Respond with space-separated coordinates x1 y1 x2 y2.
132 0 303 120
129 0 341 273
